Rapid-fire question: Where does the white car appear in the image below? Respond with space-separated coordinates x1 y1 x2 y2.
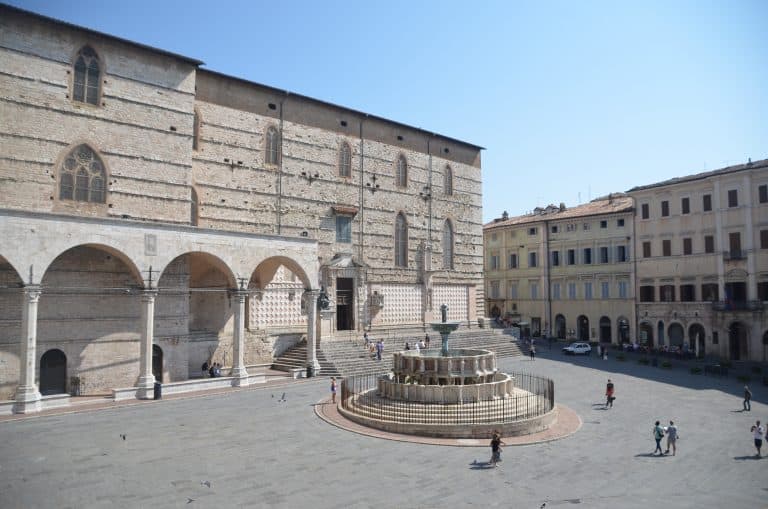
563 342 592 355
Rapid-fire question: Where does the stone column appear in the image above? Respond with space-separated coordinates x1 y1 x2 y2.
231 290 249 386
304 289 321 374
137 289 157 399
14 286 42 414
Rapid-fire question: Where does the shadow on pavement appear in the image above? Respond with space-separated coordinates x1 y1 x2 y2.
469 460 496 470
733 455 763 461
524 345 767 403
634 453 669 458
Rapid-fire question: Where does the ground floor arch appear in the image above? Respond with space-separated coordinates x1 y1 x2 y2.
577 315 589 341
657 321 665 346
639 322 654 346
599 316 611 343
617 317 630 344
40 348 67 395
555 314 566 339
688 323 706 357
729 321 748 361
668 323 684 347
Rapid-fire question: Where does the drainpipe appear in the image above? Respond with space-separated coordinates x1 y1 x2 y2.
544 219 551 338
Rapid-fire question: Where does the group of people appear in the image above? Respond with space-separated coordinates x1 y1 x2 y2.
652 420 679 456
404 335 430 353
201 361 222 378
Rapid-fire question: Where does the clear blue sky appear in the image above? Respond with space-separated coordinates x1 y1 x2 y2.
9 0 768 223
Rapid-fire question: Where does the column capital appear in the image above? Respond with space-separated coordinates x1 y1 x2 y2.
303 288 320 297
22 285 42 302
140 288 158 302
230 288 249 301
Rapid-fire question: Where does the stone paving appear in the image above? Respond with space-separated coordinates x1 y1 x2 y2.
1 349 766 509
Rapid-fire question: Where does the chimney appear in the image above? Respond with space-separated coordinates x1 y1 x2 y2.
559 202 566 211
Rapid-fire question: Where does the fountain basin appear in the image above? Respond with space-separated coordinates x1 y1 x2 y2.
378 372 514 403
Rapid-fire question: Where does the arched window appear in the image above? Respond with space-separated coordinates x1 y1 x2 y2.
72 45 101 105
444 165 453 195
60 145 106 203
192 109 201 151
339 142 352 177
265 126 280 165
442 219 454 269
396 155 408 187
190 187 199 226
395 212 408 267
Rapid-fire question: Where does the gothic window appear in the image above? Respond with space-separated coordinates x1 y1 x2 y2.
444 165 453 195
72 46 101 105
396 155 408 188
339 142 352 177
442 219 454 269
265 126 280 165
395 212 408 267
59 145 106 203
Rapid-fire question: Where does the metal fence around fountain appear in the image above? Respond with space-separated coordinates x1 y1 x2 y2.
340 372 554 425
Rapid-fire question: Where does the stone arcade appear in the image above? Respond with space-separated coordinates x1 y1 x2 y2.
0 5 485 413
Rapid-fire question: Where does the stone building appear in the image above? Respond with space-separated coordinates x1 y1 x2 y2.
484 196 635 343
627 159 768 361
0 5 484 412
485 160 768 362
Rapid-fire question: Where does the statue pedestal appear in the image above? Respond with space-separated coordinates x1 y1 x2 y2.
320 310 334 338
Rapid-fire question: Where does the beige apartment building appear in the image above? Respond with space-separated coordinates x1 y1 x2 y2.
484 195 635 344
628 159 768 361
0 5 484 412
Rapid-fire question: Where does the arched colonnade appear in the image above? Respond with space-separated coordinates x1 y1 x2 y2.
0 211 319 413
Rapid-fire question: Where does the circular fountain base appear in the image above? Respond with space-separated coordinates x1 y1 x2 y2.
338 386 557 439
338 348 556 439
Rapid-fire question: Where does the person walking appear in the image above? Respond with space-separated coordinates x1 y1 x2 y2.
605 379 615 408
330 377 337 404
529 345 535 361
653 421 665 455
665 421 678 456
751 420 764 457
743 385 752 411
489 431 505 467
414 340 421 353
376 339 384 361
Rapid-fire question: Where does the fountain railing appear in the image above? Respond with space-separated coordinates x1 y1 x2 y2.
340 371 554 424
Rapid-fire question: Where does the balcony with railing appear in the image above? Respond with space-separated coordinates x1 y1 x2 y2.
711 300 763 311
723 250 746 261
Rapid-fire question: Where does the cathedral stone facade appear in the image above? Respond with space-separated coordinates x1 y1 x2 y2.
0 5 484 411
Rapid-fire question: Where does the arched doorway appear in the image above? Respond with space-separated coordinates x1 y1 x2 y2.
688 324 705 358
152 345 163 383
657 321 665 346
668 323 684 347
490 306 501 318
555 314 566 339
40 349 67 395
577 315 589 342
617 317 630 344
729 321 748 360
599 316 611 343
639 322 654 347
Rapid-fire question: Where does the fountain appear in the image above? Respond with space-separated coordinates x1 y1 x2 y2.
338 304 557 438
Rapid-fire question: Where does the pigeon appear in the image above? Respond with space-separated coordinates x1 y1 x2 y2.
200 481 211 488
278 392 286 402
187 498 195 504
120 434 126 441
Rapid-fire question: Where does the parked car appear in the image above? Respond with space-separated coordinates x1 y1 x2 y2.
563 342 592 355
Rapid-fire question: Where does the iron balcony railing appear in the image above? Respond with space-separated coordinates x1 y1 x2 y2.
711 300 764 311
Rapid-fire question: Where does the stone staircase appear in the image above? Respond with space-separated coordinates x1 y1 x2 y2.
271 328 524 377
271 340 339 376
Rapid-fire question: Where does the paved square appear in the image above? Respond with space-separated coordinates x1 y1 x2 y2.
1 351 766 508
